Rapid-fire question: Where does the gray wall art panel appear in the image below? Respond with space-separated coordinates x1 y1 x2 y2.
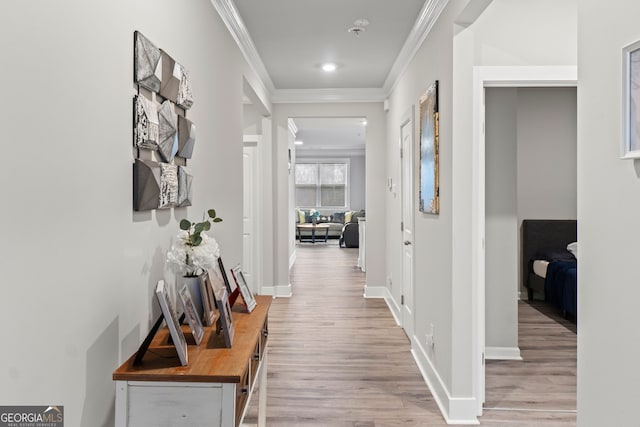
133 159 161 211
158 100 178 162
177 115 196 158
133 95 159 150
159 163 178 208
134 31 161 93
177 166 193 207
159 49 194 110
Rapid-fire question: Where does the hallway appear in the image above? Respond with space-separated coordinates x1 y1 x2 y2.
247 242 576 426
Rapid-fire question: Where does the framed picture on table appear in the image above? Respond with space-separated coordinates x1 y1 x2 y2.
155 280 188 366
178 283 204 345
214 288 235 348
198 271 216 327
231 265 257 313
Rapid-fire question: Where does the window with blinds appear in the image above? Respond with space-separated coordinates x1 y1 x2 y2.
295 161 348 208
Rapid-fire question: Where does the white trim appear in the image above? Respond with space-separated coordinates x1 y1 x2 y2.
363 285 387 298
411 337 479 425
384 289 402 326
261 284 292 298
209 0 275 93
484 346 523 361
272 88 386 104
472 65 578 416
287 118 298 137
383 0 449 94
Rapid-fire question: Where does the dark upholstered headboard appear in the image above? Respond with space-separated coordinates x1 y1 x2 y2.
521 219 577 293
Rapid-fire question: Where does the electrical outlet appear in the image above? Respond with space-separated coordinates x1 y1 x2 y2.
387 276 392 289
425 323 435 350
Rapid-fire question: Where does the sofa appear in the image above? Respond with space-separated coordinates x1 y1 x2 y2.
295 209 365 240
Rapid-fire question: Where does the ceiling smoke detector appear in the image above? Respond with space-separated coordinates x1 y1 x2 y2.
348 18 369 37
348 26 366 37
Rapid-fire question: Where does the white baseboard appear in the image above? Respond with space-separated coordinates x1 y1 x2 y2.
485 346 522 361
411 337 479 425
384 291 402 326
289 250 296 270
363 285 387 298
261 283 292 298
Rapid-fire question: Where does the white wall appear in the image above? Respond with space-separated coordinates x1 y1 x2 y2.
577 1 640 425
296 153 366 211
273 103 386 296
0 1 252 425
517 88 577 223
485 88 518 351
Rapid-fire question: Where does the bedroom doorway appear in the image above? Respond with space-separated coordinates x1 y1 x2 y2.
471 66 578 416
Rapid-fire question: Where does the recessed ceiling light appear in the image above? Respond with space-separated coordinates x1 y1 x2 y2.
322 63 337 72
362 120 368 126
295 140 304 145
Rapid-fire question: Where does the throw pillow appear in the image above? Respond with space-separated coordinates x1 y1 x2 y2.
298 209 306 224
351 209 365 223
332 212 345 223
345 211 353 223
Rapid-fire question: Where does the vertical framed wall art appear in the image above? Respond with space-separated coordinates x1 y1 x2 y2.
419 80 440 214
622 40 640 159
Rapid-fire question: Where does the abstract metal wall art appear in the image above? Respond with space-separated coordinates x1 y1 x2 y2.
134 31 162 93
159 163 178 208
177 166 193 207
133 95 159 150
157 100 178 163
160 50 194 110
133 159 161 211
177 115 196 158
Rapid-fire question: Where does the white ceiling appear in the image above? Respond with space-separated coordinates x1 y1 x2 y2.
226 0 441 152
292 117 366 155
232 0 426 91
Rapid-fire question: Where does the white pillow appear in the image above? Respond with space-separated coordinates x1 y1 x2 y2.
567 242 578 259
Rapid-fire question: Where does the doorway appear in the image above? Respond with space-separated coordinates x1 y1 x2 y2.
399 107 415 337
471 66 578 415
289 117 367 292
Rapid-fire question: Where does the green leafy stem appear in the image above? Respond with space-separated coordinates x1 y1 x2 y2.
179 209 223 247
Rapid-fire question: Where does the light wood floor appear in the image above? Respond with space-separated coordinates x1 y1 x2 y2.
246 241 576 426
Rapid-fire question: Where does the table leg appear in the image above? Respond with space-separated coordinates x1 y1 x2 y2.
323 227 329 242
311 227 316 243
258 352 267 427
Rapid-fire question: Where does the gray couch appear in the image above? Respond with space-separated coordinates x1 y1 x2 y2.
295 209 364 240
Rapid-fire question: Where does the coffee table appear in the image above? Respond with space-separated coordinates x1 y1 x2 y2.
296 223 330 243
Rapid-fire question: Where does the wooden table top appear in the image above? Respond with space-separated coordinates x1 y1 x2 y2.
296 223 330 229
113 295 271 384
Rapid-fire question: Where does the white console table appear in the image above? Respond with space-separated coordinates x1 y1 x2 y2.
113 296 271 427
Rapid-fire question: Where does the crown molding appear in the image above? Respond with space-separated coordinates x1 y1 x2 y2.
214 0 450 103
271 88 386 104
383 0 450 94
210 0 275 93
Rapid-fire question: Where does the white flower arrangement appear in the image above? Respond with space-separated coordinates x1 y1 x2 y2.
166 209 223 277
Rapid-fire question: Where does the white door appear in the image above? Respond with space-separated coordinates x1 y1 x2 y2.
242 144 258 292
400 114 415 337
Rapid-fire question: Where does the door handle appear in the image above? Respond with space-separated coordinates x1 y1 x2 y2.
404 240 412 246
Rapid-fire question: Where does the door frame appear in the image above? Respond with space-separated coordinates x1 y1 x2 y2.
400 106 416 336
243 135 262 295
471 66 578 415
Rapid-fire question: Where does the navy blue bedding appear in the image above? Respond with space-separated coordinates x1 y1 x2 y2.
544 259 577 317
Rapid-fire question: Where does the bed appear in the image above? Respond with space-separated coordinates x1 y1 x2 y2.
521 219 577 317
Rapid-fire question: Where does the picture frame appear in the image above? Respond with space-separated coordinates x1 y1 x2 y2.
178 283 204 345
419 80 440 214
214 288 235 348
622 40 640 159
155 280 188 366
218 256 240 307
198 271 216 327
231 264 257 313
